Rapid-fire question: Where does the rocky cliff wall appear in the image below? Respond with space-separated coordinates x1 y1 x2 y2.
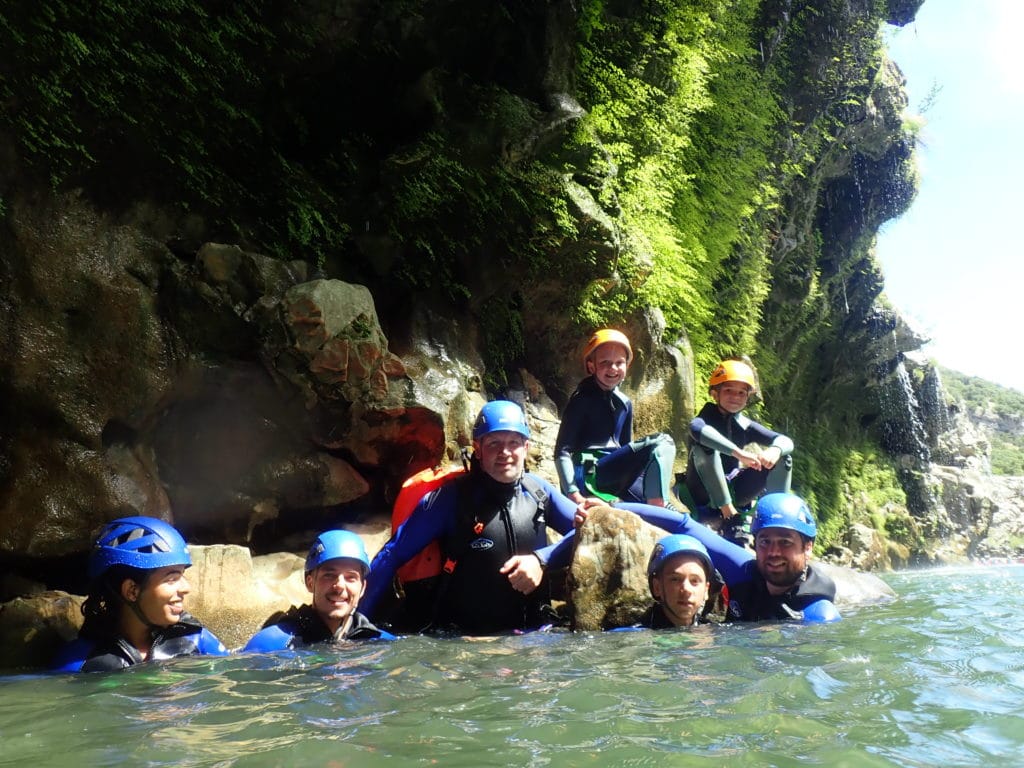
9 0 1011 586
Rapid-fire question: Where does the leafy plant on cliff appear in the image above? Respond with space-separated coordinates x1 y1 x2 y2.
573 0 780 375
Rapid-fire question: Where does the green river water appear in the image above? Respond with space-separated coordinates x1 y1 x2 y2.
2 564 1022 767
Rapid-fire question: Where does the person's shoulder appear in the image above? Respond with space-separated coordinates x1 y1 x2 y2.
522 472 556 498
695 401 717 418
196 627 229 656
347 611 398 641
50 637 95 673
805 563 838 593
243 621 298 653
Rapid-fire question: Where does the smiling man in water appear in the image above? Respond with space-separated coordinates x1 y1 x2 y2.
244 529 395 651
361 400 583 635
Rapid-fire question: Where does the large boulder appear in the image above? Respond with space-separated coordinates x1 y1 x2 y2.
0 591 84 671
570 505 663 631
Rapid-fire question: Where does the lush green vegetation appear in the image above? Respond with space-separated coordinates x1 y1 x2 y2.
0 1 920 548
941 366 1024 475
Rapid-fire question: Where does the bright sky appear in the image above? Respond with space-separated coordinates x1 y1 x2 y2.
876 0 1024 392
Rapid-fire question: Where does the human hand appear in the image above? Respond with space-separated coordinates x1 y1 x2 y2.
500 554 543 594
573 496 604 528
760 446 781 469
734 449 762 471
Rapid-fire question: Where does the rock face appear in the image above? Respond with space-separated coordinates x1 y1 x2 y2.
0 185 689 565
0 192 437 555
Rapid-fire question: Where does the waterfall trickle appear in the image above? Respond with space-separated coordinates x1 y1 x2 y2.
878 360 930 462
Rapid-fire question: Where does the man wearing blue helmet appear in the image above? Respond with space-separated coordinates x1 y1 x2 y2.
362 400 582 634
616 492 840 622
52 516 228 673
244 530 395 651
642 534 722 628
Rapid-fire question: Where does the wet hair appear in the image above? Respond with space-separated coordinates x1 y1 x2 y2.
78 564 152 640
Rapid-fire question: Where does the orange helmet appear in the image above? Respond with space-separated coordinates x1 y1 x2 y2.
708 359 756 390
582 329 633 369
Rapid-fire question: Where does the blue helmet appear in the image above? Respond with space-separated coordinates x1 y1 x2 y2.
647 534 714 587
305 530 371 574
87 516 191 581
750 493 817 539
472 400 531 440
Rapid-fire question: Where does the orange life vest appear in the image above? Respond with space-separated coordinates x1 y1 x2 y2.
391 464 466 583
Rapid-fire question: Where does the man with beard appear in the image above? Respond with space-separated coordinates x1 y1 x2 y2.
726 493 839 622
615 492 839 622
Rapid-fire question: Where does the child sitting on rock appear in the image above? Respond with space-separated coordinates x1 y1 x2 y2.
554 328 677 508
682 358 793 525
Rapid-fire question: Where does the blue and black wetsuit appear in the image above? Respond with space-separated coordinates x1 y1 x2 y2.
685 401 794 510
363 469 578 635
52 613 228 673
555 375 675 503
243 604 394 652
723 564 838 622
614 503 839 622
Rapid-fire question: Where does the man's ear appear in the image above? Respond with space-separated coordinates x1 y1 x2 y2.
304 572 315 594
650 577 663 601
585 358 595 375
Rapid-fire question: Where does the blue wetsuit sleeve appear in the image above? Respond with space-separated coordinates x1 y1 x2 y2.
196 628 229 656
536 530 575 569
361 487 454 619
50 637 93 673
801 599 841 623
739 416 792 454
531 480 578 569
243 623 295 653
615 502 755 587
543 481 579 536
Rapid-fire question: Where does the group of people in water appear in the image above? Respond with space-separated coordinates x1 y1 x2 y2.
53 329 838 673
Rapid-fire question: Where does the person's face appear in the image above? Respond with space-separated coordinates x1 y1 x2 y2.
475 430 528 484
650 554 710 627
754 527 812 590
124 565 190 628
586 343 630 391
711 381 751 414
305 558 367 632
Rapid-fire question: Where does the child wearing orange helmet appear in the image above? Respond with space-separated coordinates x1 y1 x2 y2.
554 329 677 509
683 358 794 524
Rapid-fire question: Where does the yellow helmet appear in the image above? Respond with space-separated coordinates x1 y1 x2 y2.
708 359 756 390
582 329 633 369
